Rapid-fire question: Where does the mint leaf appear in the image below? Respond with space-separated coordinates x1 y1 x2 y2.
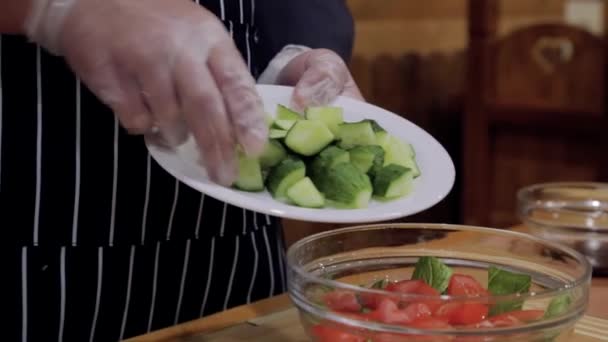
488 266 531 315
412 256 453 293
544 294 572 319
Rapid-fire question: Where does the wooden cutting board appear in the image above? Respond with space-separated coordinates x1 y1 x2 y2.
184 308 608 342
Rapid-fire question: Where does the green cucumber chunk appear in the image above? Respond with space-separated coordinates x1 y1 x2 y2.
338 120 376 149
375 131 390 149
269 129 287 139
305 106 344 136
266 158 306 200
316 162 372 209
233 153 264 192
276 104 302 120
259 140 287 169
373 164 413 199
272 119 296 131
284 120 335 156
286 177 325 208
349 145 385 177
363 119 386 132
309 146 350 182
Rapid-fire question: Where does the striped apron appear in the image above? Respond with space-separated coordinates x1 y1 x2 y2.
0 0 286 341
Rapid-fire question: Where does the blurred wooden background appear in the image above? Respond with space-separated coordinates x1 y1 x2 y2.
282 0 608 247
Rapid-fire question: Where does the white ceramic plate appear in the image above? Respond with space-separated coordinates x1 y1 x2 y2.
146 85 455 223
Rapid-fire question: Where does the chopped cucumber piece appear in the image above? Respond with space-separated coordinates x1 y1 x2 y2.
269 129 288 139
349 145 385 177
286 177 325 208
403 156 421 178
316 162 372 209
272 119 296 131
309 146 350 182
259 140 287 169
276 104 301 120
373 164 413 199
233 153 264 192
284 120 335 156
305 106 344 136
338 121 376 149
363 119 386 133
383 135 413 165
375 131 390 149
266 158 306 200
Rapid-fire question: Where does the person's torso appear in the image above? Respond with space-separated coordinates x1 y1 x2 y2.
0 2 287 341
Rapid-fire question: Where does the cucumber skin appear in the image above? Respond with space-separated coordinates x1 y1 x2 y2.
349 145 385 178
309 146 350 183
316 162 373 209
373 164 412 198
266 158 306 200
286 177 325 208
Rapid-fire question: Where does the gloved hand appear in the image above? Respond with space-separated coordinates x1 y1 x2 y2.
261 47 363 112
24 0 268 186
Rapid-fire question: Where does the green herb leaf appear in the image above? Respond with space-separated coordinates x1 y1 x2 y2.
412 256 453 293
370 278 388 289
544 294 572 319
487 266 532 315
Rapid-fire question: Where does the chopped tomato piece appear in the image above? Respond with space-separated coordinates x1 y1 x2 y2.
504 310 545 322
323 290 361 313
310 324 366 342
486 309 544 326
447 274 489 297
371 318 452 342
386 280 439 296
365 298 432 325
386 280 442 312
409 317 452 329
435 302 488 325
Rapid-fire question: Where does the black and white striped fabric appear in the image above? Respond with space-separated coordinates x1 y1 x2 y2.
0 1 288 341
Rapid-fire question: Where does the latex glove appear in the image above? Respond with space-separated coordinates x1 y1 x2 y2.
24 0 267 186
263 47 364 112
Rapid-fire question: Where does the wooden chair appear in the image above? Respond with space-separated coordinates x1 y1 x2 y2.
462 0 608 227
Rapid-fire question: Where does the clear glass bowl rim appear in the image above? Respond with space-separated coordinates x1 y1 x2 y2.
287 223 592 304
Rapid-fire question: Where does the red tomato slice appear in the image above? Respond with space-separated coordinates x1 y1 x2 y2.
487 309 545 325
323 290 361 313
310 324 366 342
386 280 439 296
435 302 488 325
447 274 489 297
371 318 452 342
386 280 442 312
409 317 452 329
365 298 432 324
505 310 545 322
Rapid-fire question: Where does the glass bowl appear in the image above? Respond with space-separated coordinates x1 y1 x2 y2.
517 182 608 274
287 224 591 341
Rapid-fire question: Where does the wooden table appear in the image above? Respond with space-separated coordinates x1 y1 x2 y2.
129 225 608 342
